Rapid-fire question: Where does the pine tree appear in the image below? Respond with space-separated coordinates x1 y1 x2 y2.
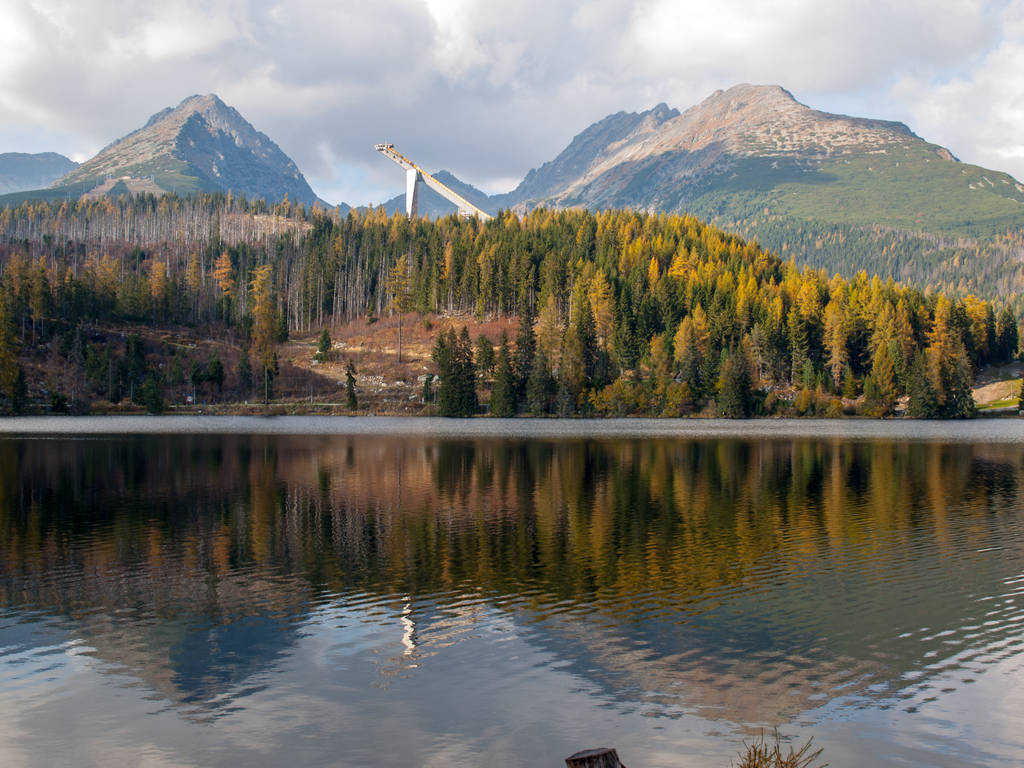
316 328 332 362
906 353 939 418
996 307 1019 362
789 307 810 385
842 365 858 399
169 356 184 387
514 303 536 402
490 332 516 417
862 374 883 416
141 375 164 414
942 343 975 418
457 326 478 416
475 334 495 381
717 349 753 418
433 327 477 417
275 312 289 343
206 352 225 394
526 349 555 415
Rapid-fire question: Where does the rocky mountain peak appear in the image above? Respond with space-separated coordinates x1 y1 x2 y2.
53 94 331 207
647 83 917 161
491 83 981 217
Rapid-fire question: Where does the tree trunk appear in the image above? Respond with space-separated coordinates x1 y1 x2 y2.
565 748 624 768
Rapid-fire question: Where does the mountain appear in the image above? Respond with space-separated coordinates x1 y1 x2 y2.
381 85 1024 237
49 94 339 209
502 101 681 206
507 84 1024 236
0 152 78 194
392 85 1024 299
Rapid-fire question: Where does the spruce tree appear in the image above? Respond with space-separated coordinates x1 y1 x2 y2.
475 334 495 381
906 353 939 418
842 365 858 399
941 346 975 418
457 326 478 416
526 350 555 415
862 374 883 416
996 307 1019 362
433 327 477 417
514 304 536 403
675 317 703 400
789 308 810 385
206 352 225 394
141 375 164 414
316 328 332 363
433 329 455 416
490 332 516 417
717 349 753 418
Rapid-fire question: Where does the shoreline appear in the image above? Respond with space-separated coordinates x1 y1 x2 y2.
2 414 1024 442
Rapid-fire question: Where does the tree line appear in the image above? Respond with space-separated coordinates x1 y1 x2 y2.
0 194 1019 417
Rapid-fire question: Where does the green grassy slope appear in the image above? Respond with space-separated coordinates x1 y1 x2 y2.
683 146 1024 238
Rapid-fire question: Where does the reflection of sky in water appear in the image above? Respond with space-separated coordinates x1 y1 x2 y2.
4 594 1024 767
2 430 1024 766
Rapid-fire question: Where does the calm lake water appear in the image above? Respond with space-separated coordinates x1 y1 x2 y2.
2 417 1024 767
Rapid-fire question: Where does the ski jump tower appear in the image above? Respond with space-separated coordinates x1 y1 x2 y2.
375 144 492 220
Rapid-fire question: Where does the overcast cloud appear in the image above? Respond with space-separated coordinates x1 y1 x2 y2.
0 0 1022 206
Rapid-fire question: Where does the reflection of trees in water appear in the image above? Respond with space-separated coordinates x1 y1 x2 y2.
1 437 1020 599
1 435 1023 722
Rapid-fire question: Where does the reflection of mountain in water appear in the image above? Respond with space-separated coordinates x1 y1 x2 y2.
1 435 1024 725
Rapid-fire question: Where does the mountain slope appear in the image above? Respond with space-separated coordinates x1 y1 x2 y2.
51 94 338 209
500 102 680 205
0 153 78 194
509 84 1024 237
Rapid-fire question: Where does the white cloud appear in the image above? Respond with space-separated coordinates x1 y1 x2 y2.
889 2 1024 176
0 0 1022 205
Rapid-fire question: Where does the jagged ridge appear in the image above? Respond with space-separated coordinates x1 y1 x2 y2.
54 94 335 208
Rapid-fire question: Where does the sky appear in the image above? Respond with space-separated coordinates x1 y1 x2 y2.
1 0 1023 207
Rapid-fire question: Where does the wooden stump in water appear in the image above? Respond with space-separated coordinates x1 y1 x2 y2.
565 747 624 768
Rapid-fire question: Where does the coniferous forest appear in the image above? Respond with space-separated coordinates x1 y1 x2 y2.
0 192 1018 418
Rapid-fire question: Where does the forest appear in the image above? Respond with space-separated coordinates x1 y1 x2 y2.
0 192 1019 418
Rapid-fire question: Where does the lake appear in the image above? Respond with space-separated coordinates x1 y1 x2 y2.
2 417 1024 767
